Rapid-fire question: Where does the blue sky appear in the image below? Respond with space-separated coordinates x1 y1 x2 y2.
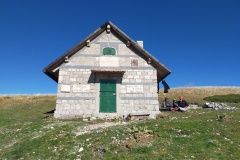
0 0 239 94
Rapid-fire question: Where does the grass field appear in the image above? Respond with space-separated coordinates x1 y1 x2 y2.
159 87 240 107
1 87 240 159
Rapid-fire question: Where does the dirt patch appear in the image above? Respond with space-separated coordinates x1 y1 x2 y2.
112 132 154 150
75 121 129 136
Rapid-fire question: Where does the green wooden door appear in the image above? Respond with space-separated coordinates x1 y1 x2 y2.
100 79 116 112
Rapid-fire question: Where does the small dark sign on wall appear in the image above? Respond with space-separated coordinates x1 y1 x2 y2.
131 59 138 68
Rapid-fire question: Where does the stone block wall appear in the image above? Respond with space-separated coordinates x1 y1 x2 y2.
54 31 160 119
54 68 96 119
119 69 159 118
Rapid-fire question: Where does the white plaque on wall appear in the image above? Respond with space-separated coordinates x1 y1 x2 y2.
100 57 119 67
127 85 143 93
61 85 71 92
72 85 90 92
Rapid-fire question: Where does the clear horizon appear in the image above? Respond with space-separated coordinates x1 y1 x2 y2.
1 0 239 94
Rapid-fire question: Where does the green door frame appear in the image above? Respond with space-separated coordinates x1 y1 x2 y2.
100 79 116 113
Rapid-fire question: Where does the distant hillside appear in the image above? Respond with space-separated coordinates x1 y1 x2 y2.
159 87 240 105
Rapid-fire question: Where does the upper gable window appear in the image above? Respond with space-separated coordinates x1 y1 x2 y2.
103 47 116 55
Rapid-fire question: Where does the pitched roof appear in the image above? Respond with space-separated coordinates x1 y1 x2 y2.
43 21 171 83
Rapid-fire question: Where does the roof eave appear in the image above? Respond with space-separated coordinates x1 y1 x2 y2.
110 22 171 79
43 69 58 83
43 21 171 83
42 21 111 81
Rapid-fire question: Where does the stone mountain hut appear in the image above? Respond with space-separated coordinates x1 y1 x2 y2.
43 21 171 119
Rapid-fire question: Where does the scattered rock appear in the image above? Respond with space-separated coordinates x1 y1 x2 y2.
203 102 237 110
82 118 88 122
93 147 106 158
90 117 96 121
78 147 84 152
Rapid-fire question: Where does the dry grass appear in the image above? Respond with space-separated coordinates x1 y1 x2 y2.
0 95 56 108
159 87 240 106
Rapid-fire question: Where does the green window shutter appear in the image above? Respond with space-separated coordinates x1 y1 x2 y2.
103 47 116 55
